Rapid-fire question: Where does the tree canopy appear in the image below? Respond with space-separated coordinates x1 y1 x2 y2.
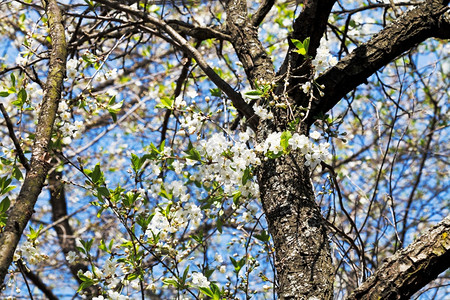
0 0 449 299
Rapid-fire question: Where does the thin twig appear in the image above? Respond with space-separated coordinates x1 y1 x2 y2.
0 103 31 172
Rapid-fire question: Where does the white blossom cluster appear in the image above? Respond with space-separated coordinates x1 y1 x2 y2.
311 39 338 78
145 202 203 241
180 112 205 134
256 130 331 169
57 100 85 144
66 58 79 79
192 131 261 196
13 241 48 265
191 272 210 288
302 38 338 95
253 105 274 120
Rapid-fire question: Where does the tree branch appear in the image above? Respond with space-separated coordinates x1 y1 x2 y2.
308 0 450 126
250 0 275 27
225 0 275 86
0 104 31 172
16 260 58 300
347 215 450 299
0 0 67 286
47 167 99 296
94 0 257 128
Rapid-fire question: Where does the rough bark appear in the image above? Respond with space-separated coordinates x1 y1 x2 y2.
348 215 450 299
0 0 67 286
223 1 333 298
257 152 334 299
225 0 275 86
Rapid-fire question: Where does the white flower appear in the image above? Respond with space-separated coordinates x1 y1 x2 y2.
191 272 210 288
107 290 129 300
174 96 186 108
288 133 309 153
66 58 78 78
146 211 170 237
310 131 321 140
61 123 72 136
253 105 274 120
27 82 43 96
214 253 223 263
105 68 118 80
16 54 27 66
104 259 116 277
60 111 71 121
186 89 198 99
172 160 183 174
82 270 93 279
66 251 78 264
302 81 311 94
73 120 85 131
150 162 161 176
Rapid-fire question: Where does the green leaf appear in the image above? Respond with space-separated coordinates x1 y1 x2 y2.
0 212 7 227
12 165 23 181
155 96 173 109
99 239 107 252
0 91 10 97
127 273 139 281
18 88 27 104
131 153 142 172
87 163 104 185
254 230 271 242
107 96 123 122
96 186 110 198
27 224 43 241
10 73 16 87
77 280 94 292
244 89 263 100
0 175 15 195
190 231 204 243
209 88 222 97
303 37 310 54
199 287 214 297
181 265 190 285
0 197 10 213
291 37 310 57
242 167 251 185
80 238 93 254
163 277 179 288
280 131 292 152
230 256 246 274
185 141 202 161
210 282 222 300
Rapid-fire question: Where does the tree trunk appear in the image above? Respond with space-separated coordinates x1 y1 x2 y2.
257 151 334 299
0 0 67 285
